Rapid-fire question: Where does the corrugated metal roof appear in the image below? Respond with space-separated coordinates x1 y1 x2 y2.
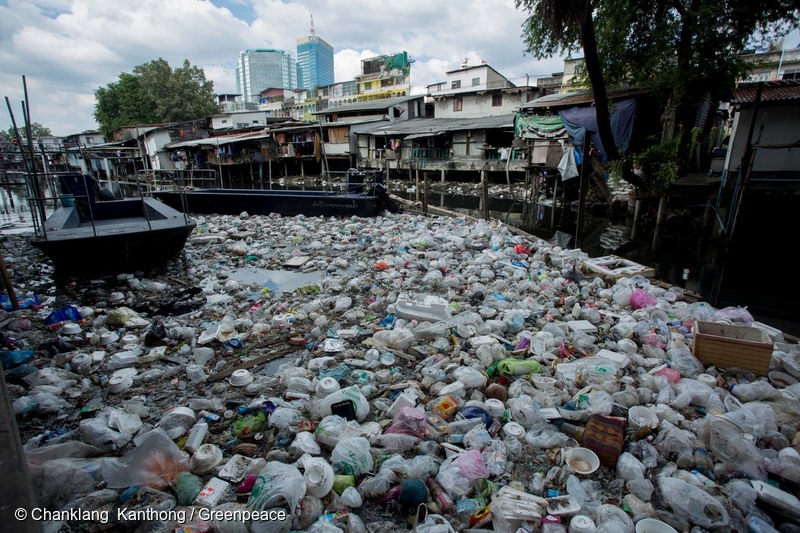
314 95 421 115
732 80 800 106
268 118 383 134
166 130 270 148
357 114 516 136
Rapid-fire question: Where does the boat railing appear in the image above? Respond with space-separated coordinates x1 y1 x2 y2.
134 169 219 192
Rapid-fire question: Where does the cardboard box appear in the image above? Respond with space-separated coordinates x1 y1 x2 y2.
692 321 773 375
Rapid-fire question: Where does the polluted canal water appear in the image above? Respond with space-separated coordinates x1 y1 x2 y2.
2 209 800 533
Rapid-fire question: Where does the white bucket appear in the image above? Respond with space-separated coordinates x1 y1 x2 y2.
304 458 334 497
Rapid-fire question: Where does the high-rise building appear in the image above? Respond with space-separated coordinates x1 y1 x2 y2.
296 15 334 89
236 49 297 104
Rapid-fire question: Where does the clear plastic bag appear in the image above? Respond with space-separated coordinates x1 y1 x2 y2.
99 428 189 489
658 476 729 529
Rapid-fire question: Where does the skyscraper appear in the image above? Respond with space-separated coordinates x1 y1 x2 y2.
236 49 297 104
296 15 334 89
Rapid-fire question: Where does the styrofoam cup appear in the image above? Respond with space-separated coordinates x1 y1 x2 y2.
316 377 341 397
484 399 505 418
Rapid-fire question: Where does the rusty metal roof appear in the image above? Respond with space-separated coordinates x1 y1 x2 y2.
732 80 800 106
521 87 647 110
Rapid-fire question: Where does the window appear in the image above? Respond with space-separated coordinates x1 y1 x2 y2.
451 80 461 89
453 98 463 112
782 70 799 80
472 77 480 86
492 94 503 107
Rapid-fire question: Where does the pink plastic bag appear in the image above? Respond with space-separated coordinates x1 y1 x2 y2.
630 288 657 309
384 407 427 438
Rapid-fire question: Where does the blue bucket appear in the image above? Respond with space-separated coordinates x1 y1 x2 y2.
60 193 75 207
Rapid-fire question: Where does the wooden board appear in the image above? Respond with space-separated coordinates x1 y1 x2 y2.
692 321 773 375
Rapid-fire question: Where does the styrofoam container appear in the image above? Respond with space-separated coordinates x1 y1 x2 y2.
316 376 341 397
61 322 82 335
484 398 505 418
229 369 254 386
564 447 600 474
304 458 335 497
502 421 525 438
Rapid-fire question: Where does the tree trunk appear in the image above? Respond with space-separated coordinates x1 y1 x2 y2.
579 5 619 162
579 2 645 189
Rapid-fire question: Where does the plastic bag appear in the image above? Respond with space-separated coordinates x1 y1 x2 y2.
711 306 754 325
331 437 374 476
384 407 427 438
414 513 457 533
80 418 133 449
100 428 189 489
451 367 487 389
435 449 489 500
496 358 540 376
247 462 306 513
630 288 657 309
314 415 364 448
616 452 646 481
658 476 729 529
666 346 705 377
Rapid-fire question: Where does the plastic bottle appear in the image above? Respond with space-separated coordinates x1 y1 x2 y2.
184 419 208 454
693 439 715 479
426 477 454 513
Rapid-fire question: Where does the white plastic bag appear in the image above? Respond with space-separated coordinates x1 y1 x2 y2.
331 437 374 476
247 462 306 513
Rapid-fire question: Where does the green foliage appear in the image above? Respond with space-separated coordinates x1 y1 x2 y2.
633 136 680 191
516 0 799 181
4 122 52 140
94 58 220 139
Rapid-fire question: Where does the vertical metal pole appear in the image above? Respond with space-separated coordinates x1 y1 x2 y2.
574 138 592 249
423 171 429 213
481 170 489 221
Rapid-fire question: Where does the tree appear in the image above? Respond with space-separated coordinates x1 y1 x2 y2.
4 122 52 141
94 58 220 139
516 0 799 189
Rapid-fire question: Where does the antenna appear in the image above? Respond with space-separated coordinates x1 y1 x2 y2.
461 51 469 68
310 14 316 36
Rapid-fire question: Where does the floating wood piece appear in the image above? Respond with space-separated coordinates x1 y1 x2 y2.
283 255 311 268
208 347 295 383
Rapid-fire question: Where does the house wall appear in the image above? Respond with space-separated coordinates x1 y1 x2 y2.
143 130 173 170
211 112 268 130
726 104 800 174
434 91 531 119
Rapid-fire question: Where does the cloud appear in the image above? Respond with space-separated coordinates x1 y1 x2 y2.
0 0 565 135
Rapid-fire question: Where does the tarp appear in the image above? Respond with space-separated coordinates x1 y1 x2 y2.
514 114 566 140
558 98 637 163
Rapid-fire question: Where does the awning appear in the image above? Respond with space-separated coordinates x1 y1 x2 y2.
404 132 443 140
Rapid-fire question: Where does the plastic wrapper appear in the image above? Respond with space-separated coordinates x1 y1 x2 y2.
730 381 783 402
524 423 569 448
722 478 758 514
377 455 438 479
247 462 306 513
99 428 189 489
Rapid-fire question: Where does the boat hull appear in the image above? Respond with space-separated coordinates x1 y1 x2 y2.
30 196 196 275
152 188 388 217
31 224 196 274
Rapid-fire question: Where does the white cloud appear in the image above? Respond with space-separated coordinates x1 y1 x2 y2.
0 0 565 135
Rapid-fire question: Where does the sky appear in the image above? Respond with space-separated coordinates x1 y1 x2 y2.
0 0 567 136
0 0 798 137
